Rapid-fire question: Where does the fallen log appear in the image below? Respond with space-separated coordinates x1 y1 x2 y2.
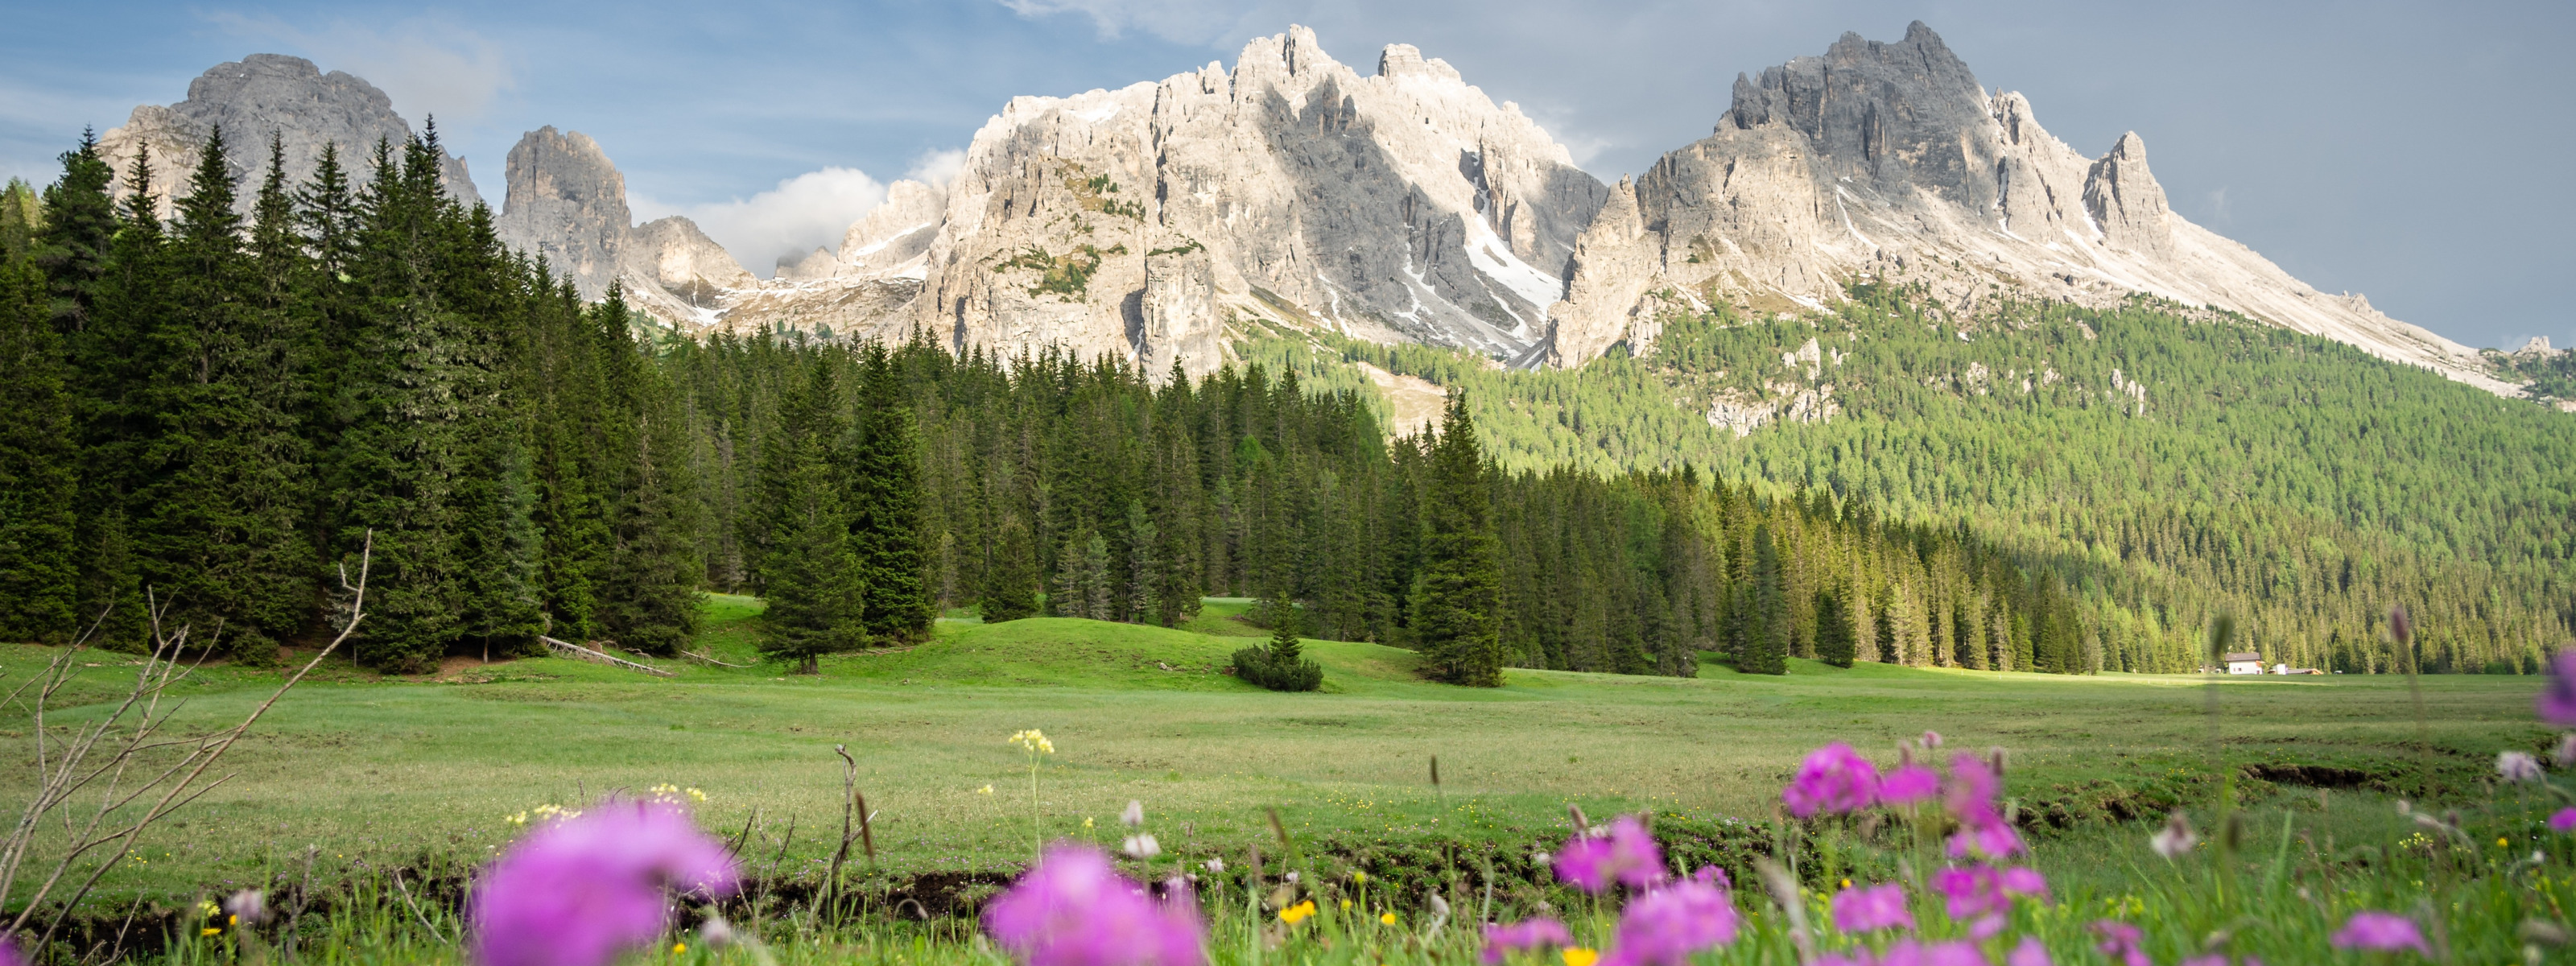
539 636 675 677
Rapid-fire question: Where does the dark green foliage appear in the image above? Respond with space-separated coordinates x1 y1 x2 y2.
0 244 78 642
753 358 863 670
1814 585 1856 668
848 345 933 642
1410 394 1505 686
977 506 1038 622
1233 592 1322 691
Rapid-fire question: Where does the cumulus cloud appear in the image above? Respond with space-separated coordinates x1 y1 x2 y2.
203 14 514 124
634 167 891 278
906 147 968 186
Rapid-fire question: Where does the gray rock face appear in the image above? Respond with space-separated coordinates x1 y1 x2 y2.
98 54 479 219
1544 22 2508 394
490 126 750 328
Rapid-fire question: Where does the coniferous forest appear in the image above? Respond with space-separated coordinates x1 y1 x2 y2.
2 129 2566 681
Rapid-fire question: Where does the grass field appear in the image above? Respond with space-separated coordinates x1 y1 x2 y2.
2 594 2546 919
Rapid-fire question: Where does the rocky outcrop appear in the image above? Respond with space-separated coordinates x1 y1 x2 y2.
489 126 750 329
1541 23 2508 393
97 54 481 219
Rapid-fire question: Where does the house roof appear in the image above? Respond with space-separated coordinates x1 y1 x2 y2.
2222 652 2263 663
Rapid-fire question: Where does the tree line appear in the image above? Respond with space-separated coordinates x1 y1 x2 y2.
0 128 2095 681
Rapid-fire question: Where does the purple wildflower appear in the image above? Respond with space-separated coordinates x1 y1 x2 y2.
1943 754 2002 825
1879 765 1940 807
1553 815 1665 894
1874 939 1991 966
0 936 23 966
2544 650 2576 725
1784 743 1881 818
469 799 741 966
2499 751 2544 782
1930 865 2047 921
985 844 1205 966
1480 919 1574 965
1598 876 1739 966
2180 957 2261 966
2090 920 2149 966
2006 937 2050 966
1690 865 1731 894
2552 807 2576 832
1830 882 1913 933
2330 912 2429 954
1946 819 2026 861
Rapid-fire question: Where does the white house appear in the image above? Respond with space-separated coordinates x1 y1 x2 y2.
2223 651 2264 675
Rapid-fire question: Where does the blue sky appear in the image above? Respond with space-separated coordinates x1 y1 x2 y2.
4 0 2566 350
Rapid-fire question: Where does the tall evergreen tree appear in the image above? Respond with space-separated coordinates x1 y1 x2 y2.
755 358 863 670
586 287 701 654
848 345 933 642
979 506 1038 622
1814 584 1856 668
1410 393 1505 686
0 243 78 642
1740 524 1787 674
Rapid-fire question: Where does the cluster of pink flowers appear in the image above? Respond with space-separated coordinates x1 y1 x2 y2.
1482 819 1739 965
467 799 740 966
984 844 1206 966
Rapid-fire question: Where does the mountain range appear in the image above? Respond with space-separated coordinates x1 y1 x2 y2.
92 23 2534 397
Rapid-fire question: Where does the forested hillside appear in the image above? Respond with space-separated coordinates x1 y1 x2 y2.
1257 285 2576 675
0 130 2085 680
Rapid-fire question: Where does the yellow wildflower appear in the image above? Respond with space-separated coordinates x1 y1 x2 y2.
1353 870 1368 884
1563 948 1600 966
1084 817 1095 828
1009 729 1055 754
198 901 221 917
1340 898 1352 910
201 927 221 937
1380 912 1397 926
978 785 995 795
673 942 688 955
1279 900 1317 925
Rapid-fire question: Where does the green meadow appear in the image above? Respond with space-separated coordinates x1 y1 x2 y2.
2 595 2544 912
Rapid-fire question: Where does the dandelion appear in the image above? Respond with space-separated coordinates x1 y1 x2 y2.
1481 919 1574 964
2149 811 2198 858
2499 750 2544 782
1783 743 1880 818
1829 882 1913 933
1562 949 1600 966
2330 911 2429 954
1381 912 1397 925
1279 901 1317 925
1553 815 1665 893
672 943 687 955
985 844 1204 966
469 799 740 966
2543 650 2576 725
1598 872 1738 966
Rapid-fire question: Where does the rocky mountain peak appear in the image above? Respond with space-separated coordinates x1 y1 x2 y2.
97 53 480 219
1376 43 1463 83
2083 131 2174 257
495 126 630 297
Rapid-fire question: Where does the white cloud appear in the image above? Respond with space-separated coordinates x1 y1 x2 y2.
906 147 968 187
203 14 515 125
634 167 891 277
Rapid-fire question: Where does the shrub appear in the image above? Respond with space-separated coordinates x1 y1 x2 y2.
1232 645 1323 691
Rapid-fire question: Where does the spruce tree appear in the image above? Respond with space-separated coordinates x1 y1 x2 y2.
588 287 702 654
978 506 1038 622
1814 584 1856 668
1410 393 1504 686
0 246 78 642
848 345 933 642
755 358 863 671
1740 524 1787 674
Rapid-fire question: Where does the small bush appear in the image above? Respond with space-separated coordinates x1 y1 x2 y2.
1232 646 1323 691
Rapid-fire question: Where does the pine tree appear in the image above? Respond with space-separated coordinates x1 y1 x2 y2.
979 506 1038 622
1814 584 1856 668
1051 530 1088 618
1739 523 1787 674
588 288 701 655
755 358 863 670
0 246 78 642
1410 393 1505 686
848 346 933 642
1124 499 1159 623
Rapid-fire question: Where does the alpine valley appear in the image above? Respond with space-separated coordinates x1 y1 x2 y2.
14 22 2576 679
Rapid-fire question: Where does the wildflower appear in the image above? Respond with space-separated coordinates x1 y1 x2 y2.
2552 808 2576 832
225 889 268 925
2543 650 2576 725
1830 882 1913 932
1010 729 1058 755
1381 912 1398 925
198 900 221 918
2557 733 2576 768
1481 919 1574 964
2149 811 2198 858
1084 817 1095 829
1279 901 1317 925
1203 858 1225 874
699 918 735 947
2007 937 2051 966
672 943 687 955
1943 754 2003 826
0 937 23 966
1123 800 1146 828
1354 870 1368 883
1783 744 1880 818
1922 731 1945 749
2499 750 2544 782
1563 949 1600 966
2179 956 2262 966
1843 939 1988 965
2330 911 2429 954
1931 864 2048 926
980 785 996 795
1598 874 1739 966
1947 819 2025 861
2091 921 2148 966
1554 815 1666 893
984 844 1205 966
202 927 221 937
1123 834 1162 859
469 799 741 966
1878 765 1940 807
